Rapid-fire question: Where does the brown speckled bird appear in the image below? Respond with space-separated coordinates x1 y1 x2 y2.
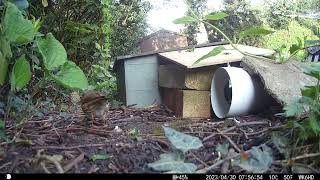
80 90 110 124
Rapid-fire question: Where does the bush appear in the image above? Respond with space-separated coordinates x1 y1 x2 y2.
262 20 320 60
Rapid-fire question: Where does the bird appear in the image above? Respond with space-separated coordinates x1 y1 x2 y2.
80 90 110 125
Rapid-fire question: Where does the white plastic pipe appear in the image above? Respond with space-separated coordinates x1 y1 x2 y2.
211 67 268 118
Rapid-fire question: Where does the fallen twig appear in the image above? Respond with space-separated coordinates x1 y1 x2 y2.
275 152 320 163
216 129 241 152
32 143 108 150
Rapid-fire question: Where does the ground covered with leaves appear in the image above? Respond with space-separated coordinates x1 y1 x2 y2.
0 105 318 173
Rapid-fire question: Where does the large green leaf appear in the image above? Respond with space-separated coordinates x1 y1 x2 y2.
52 61 88 90
0 37 12 59
148 153 197 173
234 145 273 173
205 12 228 21
163 127 203 154
36 33 67 70
193 46 225 65
173 16 196 24
301 63 320 80
3 2 34 44
11 55 31 91
0 53 9 86
239 26 274 39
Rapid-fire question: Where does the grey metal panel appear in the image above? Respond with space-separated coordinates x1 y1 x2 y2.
124 55 161 107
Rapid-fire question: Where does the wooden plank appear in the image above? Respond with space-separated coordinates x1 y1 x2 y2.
182 90 211 118
160 88 211 118
185 67 218 90
159 65 218 90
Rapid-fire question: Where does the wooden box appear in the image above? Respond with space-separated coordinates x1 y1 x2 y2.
161 87 212 118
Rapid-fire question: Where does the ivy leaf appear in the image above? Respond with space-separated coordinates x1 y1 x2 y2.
173 16 196 24
193 46 225 65
205 12 229 21
301 63 320 80
3 2 34 44
11 55 31 92
148 153 197 173
51 61 88 90
90 154 111 161
234 145 273 173
163 127 203 154
239 27 274 39
36 33 67 70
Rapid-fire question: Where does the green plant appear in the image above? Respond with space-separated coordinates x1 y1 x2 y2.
148 127 203 173
173 0 274 65
284 63 320 141
0 2 88 137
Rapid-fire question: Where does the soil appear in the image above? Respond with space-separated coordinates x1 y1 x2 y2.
0 105 288 173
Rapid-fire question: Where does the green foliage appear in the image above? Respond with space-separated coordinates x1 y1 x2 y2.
90 154 111 161
174 2 273 64
205 12 229 21
11 55 31 91
173 16 196 24
3 2 34 44
183 0 207 45
263 21 319 62
207 0 263 46
148 153 197 173
110 0 151 58
238 27 274 42
233 145 273 173
36 33 67 70
284 62 320 140
163 127 203 154
51 61 88 91
193 46 225 65
148 127 203 173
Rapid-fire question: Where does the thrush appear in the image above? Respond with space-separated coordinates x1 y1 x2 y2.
80 90 110 125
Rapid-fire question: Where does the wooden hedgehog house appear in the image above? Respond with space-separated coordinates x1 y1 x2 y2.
113 42 276 119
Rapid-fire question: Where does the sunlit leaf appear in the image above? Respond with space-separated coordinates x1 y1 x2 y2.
11 55 31 91
36 33 67 70
163 127 203 154
173 16 196 24
51 61 88 90
193 46 225 65
3 2 34 44
239 27 274 39
205 12 228 21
